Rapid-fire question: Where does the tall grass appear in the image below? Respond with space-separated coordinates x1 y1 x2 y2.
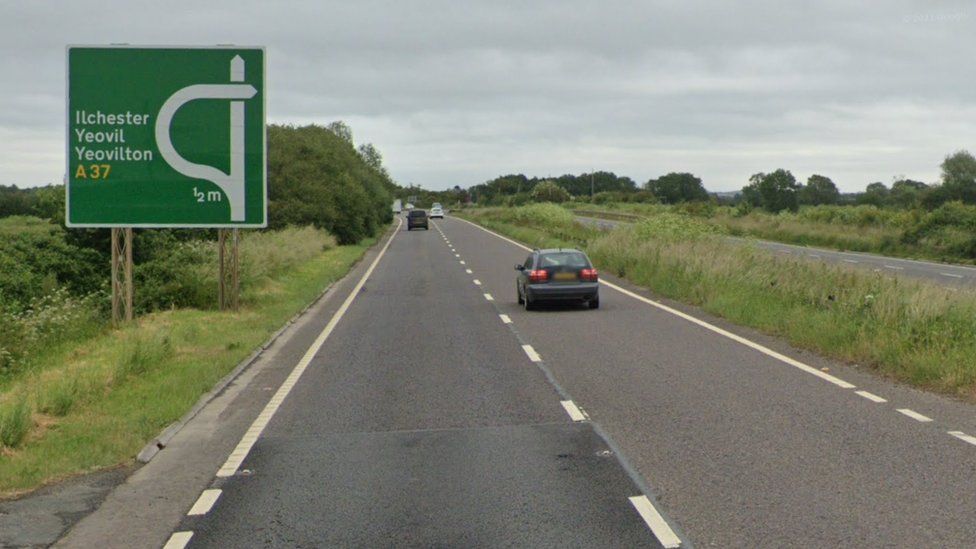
0 394 32 449
240 226 338 286
574 202 976 265
707 208 909 256
113 331 174 384
464 205 605 248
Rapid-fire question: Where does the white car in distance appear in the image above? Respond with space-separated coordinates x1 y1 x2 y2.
430 207 444 219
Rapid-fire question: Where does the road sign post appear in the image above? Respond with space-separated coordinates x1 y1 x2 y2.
67 46 266 322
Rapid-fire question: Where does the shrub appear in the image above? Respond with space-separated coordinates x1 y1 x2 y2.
0 290 105 377
134 239 218 313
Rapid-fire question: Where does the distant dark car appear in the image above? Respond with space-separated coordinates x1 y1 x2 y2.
515 249 599 310
407 209 429 230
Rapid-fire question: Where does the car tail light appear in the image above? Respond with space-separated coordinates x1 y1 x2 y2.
581 268 598 281
529 270 548 282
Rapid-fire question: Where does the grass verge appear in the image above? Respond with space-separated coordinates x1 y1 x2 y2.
0 231 378 497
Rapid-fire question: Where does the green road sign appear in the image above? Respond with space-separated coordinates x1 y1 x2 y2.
66 46 267 227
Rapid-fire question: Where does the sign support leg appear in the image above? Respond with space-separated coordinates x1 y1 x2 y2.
111 228 133 326
219 229 240 312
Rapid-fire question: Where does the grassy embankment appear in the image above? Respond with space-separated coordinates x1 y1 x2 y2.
0 225 378 496
459 205 976 399
568 202 976 265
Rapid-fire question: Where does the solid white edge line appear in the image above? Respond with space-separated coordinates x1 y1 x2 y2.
941 273 964 278
897 409 933 422
560 400 586 422
187 489 222 516
598 280 857 389
522 344 542 362
216 218 403 477
948 431 976 446
499 314 512 324
458 216 857 389
843 259 859 264
884 265 904 270
162 531 193 549
629 495 682 548
855 390 887 403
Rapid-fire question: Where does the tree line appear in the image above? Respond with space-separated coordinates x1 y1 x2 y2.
465 150 976 213
0 121 398 315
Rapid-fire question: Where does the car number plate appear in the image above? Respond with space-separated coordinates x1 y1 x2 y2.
554 272 577 281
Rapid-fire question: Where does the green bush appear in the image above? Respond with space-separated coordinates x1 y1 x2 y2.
0 227 103 314
134 239 218 313
267 124 393 244
902 202 976 258
0 290 105 377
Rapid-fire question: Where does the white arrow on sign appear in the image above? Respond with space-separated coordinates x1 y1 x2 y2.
155 55 257 222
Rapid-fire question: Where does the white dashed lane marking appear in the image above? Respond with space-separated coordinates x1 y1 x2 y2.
629 496 682 548
162 532 193 549
560 400 587 422
522 344 542 362
474 280 482 285
897 409 933 423
499 314 512 324
484 293 494 301
949 431 976 447
466 269 473 274
856 391 887 403
188 489 222 516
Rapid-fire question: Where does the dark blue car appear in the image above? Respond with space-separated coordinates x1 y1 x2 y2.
515 249 599 310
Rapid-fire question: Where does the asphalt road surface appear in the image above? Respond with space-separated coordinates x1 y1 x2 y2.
55 215 976 548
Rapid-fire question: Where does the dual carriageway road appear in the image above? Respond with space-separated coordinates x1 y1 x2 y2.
57 214 976 548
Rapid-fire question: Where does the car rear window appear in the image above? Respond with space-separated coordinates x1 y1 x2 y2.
539 253 588 267
409 210 426 217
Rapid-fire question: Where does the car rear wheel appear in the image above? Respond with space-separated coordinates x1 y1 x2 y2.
524 294 535 311
517 284 524 305
588 296 600 309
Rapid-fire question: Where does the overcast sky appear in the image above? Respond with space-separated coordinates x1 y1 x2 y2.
3 1 976 193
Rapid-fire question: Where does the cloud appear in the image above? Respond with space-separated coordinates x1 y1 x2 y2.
2 0 976 192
